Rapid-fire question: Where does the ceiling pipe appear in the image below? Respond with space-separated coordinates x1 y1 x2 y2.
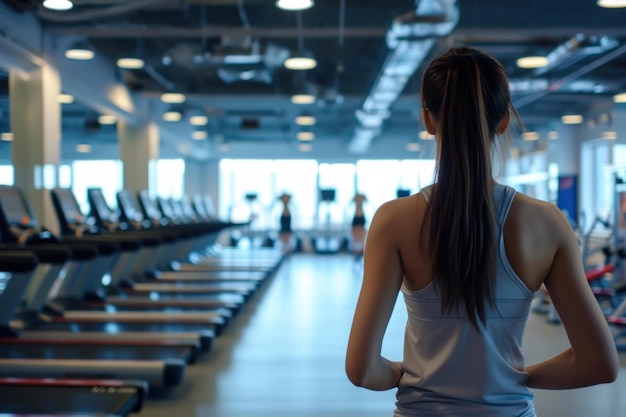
533 34 618 76
348 0 459 153
514 42 626 110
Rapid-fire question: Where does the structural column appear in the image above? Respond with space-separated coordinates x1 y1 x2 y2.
184 159 220 217
10 63 61 233
118 121 159 195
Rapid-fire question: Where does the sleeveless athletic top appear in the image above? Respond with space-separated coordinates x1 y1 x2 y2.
394 184 537 417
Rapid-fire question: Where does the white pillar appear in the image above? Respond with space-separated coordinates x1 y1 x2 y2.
184 159 220 214
118 121 159 195
10 63 61 233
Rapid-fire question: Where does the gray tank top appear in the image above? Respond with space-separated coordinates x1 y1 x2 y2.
394 184 537 417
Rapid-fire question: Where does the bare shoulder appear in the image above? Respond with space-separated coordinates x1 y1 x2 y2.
504 191 574 289
509 192 569 236
369 194 425 234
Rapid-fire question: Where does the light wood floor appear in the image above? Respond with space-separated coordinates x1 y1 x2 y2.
141 254 626 417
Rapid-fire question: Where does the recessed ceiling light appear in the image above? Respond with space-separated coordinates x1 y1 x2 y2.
43 0 73 11
516 56 549 69
297 131 315 141
284 54 317 71
192 131 208 140
419 130 434 140
562 114 584 124
602 131 618 140
295 115 316 126
163 111 183 122
298 143 313 152
548 131 559 140
189 115 209 126
76 144 91 153
597 0 626 7
291 94 316 105
58 93 75 104
276 0 314 11
522 131 540 141
65 43 95 60
161 93 186 104
614 92 626 103
1 133 14 141
98 115 117 125
117 58 145 69
406 142 421 152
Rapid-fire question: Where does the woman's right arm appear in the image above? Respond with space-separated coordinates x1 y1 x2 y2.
525 205 619 389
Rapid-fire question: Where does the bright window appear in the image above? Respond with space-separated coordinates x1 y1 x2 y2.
155 159 185 199
318 163 356 229
0 165 13 185
72 160 123 215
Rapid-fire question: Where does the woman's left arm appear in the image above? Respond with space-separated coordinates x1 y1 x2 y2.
345 202 404 391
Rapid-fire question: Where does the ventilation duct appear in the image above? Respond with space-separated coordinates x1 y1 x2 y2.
348 0 459 153
534 34 618 76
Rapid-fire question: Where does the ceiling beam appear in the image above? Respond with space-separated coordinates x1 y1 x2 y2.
48 25 626 40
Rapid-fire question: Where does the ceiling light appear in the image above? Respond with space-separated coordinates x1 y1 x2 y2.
43 0 73 10
65 42 95 60
192 131 208 140
548 131 559 140
406 142 421 152
1 133 13 142
516 56 549 69
562 114 584 124
298 143 313 152
284 52 317 70
58 93 75 104
522 131 540 141
297 131 315 141
291 94 316 105
189 115 209 126
117 58 145 70
276 0 314 11
161 93 186 104
597 0 626 7
98 115 117 125
76 144 91 153
163 111 183 122
614 92 626 103
295 115 316 126
602 131 618 140
419 130 434 140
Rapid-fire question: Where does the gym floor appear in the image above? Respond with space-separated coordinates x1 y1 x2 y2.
141 254 626 417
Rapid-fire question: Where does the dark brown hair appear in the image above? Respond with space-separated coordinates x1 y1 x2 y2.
421 46 518 328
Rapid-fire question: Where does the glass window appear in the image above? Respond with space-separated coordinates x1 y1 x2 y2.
219 159 274 230
0 165 13 185
272 160 318 230
155 159 185 199
318 163 356 229
72 160 123 215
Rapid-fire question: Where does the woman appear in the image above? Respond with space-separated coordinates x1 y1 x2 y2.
345 46 618 416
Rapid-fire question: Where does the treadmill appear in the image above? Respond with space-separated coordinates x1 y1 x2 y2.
0 187 220 351
53 188 249 312
138 190 282 279
90 190 259 300
0 377 147 416
0 248 189 388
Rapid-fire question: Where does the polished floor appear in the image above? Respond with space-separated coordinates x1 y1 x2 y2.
141 254 626 417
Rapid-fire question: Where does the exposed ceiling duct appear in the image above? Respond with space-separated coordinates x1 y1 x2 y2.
533 34 618 76
348 0 459 153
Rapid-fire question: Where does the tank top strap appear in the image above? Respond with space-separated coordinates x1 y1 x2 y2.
494 185 517 227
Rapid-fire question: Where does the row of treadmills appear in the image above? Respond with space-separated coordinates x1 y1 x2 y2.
0 184 284 416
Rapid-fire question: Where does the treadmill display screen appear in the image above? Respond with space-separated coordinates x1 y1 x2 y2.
57 189 83 223
0 187 31 225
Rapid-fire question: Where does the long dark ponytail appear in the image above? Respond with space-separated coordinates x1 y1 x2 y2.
421 46 515 328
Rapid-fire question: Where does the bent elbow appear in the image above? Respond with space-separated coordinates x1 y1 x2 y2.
345 361 367 387
598 362 619 384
